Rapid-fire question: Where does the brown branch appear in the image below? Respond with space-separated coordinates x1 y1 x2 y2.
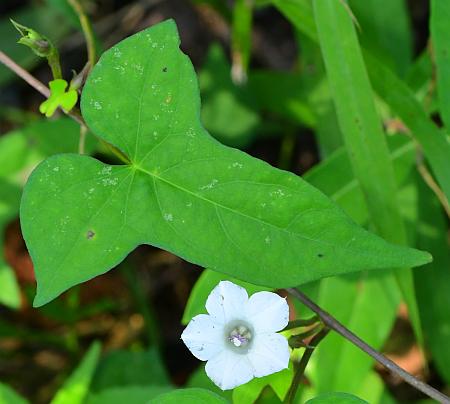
0 50 129 164
287 288 450 403
0 50 49 98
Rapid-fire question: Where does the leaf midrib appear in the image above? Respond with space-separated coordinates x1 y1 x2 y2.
133 164 369 253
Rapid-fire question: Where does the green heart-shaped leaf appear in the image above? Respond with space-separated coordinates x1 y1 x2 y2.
20 20 431 307
39 79 78 117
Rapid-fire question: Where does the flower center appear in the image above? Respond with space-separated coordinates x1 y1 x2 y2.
229 325 252 347
225 321 254 353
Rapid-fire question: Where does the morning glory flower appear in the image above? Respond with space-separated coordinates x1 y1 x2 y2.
181 281 290 390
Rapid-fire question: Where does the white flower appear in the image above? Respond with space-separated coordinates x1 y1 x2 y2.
181 281 290 390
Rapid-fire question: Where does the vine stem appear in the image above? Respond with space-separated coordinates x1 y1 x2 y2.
0 50 50 98
285 327 329 403
287 288 450 404
68 0 96 72
0 50 130 164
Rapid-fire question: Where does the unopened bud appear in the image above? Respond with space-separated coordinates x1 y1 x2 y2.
11 19 54 58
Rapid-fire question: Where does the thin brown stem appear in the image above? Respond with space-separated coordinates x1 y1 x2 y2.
0 50 130 165
0 51 49 98
416 149 450 219
68 0 96 72
287 288 450 404
285 327 329 403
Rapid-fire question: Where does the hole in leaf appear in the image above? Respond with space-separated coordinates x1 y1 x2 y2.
162 67 167 72
86 230 95 239
317 253 324 258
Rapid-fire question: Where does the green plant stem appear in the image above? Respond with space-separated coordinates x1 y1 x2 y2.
48 51 62 79
285 327 329 403
120 262 160 348
79 125 87 154
285 316 319 330
288 324 323 349
416 148 450 219
68 0 96 71
287 288 450 403
0 50 131 165
278 131 296 170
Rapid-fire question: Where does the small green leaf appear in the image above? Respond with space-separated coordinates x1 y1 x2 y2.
51 341 101 404
200 44 260 147
91 349 170 391
0 179 22 309
306 392 368 404
21 20 431 307
0 118 97 181
148 388 228 404
86 386 172 404
0 382 29 404
39 79 78 117
232 365 293 402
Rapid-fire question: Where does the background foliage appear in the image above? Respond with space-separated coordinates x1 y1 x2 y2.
0 0 449 403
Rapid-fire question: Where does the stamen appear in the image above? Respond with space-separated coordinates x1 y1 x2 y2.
228 325 252 348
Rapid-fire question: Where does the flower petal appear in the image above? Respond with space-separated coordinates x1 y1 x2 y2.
247 333 290 377
181 314 225 361
205 350 254 390
206 281 249 324
246 291 289 333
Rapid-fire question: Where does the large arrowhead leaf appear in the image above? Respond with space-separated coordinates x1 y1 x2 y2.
20 20 431 307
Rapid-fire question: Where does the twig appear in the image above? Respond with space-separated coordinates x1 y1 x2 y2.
287 288 450 404
68 0 96 72
416 148 450 219
0 50 49 98
0 50 130 164
284 327 329 403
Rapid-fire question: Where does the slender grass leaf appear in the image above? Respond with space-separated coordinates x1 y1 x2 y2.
271 0 317 42
51 341 101 404
21 20 431 307
364 52 450 204
0 382 29 404
313 0 424 348
415 180 450 384
231 0 253 83
348 0 412 76
273 0 449 205
431 0 450 131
